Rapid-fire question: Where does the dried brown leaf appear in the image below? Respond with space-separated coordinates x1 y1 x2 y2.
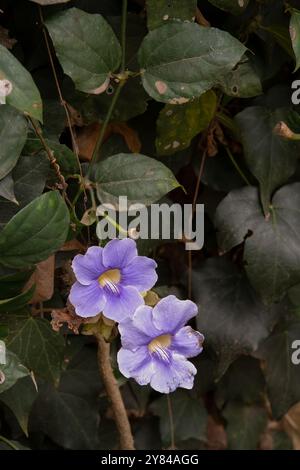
24 255 55 304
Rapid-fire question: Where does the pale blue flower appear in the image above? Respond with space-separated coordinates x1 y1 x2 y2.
69 239 157 322
117 295 204 393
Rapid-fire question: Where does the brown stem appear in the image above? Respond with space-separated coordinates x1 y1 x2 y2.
38 6 87 204
28 115 71 205
96 334 135 450
166 394 176 449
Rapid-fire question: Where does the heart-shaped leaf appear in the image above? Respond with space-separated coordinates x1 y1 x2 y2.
193 257 280 375
0 191 70 268
93 153 180 207
0 45 43 121
6 313 65 383
235 107 300 213
138 22 246 103
0 105 28 180
46 8 121 94
215 184 300 303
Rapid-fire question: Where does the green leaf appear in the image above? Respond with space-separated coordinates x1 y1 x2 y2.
0 174 17 203
215 184 300 304
235 107 300 213
0 350 29 394
138 22 246 103
0 285 35 314
24 136 78 174
0 191 70 269
257 319 300 419
0 268 34 300
288 283 300 315
262 24 294 58
59 344 102 401
94 153 180 206
151 391 208 445
31 384 99 449
0 154 50 230
0 436 31 450
208 0 249 14
6 314 65 383
46 8 121 94
290 9 300 71
0 376 37 436
223 402 268 450
82 77 149 123
156 90 217 156
216 357 266 408
0 438 30 450
220 61 262 98
193 257 281 375
0 105 28 180
146 0 197 30
0 45 43 121
30 0 71 4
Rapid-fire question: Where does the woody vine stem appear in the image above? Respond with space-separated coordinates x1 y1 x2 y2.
93 0 135 451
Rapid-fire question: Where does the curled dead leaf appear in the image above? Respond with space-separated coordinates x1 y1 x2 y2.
77 121 141 161
24 255 55 304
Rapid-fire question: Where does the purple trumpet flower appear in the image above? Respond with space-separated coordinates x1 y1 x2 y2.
117 295 204 393
69 238 157 322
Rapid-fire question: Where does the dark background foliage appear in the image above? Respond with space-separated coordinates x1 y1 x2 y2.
0 0 300 450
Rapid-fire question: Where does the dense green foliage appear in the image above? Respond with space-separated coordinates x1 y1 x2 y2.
0 0 300 451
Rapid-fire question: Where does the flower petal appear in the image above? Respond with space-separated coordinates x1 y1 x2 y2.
69 281 106 318
117 346 155 385
103 238 137 269
72 246 105 285
171 326 204 358
121 256 158 291
150 353 197 393
152 295 198 334
103 285 143 322
119 305 161 350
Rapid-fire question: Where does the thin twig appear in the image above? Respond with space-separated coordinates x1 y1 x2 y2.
166 394 176 449
187 149 207 299
38 6 85 188
28 115 71 206
96 334 135 450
